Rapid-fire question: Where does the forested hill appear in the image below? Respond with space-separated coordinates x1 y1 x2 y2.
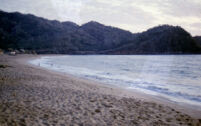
104 25 201 54
0 10 201 54
194 36 201 46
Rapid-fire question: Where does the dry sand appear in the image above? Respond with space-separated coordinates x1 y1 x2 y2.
0 54 201 126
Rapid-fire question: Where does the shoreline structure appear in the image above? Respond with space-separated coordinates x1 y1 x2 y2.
0 54 200 125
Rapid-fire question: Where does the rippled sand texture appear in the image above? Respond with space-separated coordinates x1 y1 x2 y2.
0 55 200 126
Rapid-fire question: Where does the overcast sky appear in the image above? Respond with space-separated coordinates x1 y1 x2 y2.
0 0 201 36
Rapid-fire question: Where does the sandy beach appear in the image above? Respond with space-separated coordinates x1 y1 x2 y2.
0 54 201 126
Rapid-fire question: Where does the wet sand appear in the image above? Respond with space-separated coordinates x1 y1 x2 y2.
0 54 201 126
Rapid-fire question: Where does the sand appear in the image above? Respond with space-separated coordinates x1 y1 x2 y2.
0 54 201 126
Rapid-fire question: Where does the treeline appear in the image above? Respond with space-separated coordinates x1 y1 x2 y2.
0 10 201 54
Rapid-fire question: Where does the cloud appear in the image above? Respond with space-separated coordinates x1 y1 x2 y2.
0 0 85 23
161 0 201 17
79 0 157 33
0 0 200 35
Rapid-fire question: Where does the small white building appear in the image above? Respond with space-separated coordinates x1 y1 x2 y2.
10 51 16 55
0 49 3 55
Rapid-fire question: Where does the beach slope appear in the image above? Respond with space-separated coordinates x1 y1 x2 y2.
0 54 200 126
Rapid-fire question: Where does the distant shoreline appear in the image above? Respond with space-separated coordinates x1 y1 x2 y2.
1 10 201 55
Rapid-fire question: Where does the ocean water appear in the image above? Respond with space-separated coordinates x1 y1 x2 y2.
30 55 201 106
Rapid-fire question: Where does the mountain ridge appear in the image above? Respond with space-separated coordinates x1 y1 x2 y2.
0 10 201 54
194 36 201 46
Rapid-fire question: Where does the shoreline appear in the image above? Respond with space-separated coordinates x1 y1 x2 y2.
25 54 201 118
0 54 201 125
